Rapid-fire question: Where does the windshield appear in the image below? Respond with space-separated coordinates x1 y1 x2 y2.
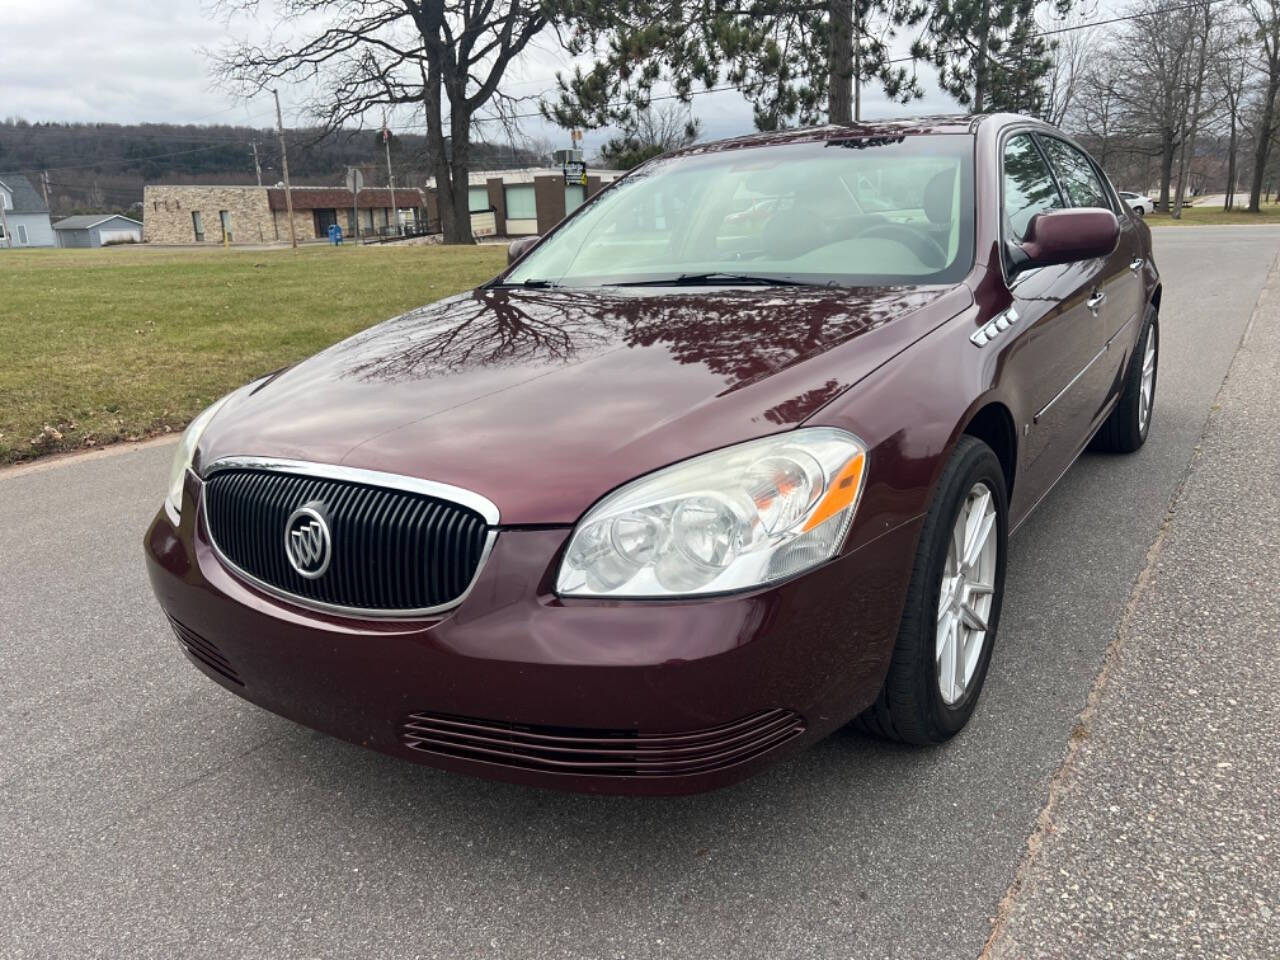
504 134 975 289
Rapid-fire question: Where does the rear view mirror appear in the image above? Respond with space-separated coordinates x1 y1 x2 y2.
1010 208 1119 275
507 235 540 265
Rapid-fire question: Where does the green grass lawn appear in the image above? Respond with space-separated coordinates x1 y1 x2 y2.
0 242 506 464
1145 204 1280 226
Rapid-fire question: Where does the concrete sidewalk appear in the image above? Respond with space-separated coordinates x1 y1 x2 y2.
987 259 1280 957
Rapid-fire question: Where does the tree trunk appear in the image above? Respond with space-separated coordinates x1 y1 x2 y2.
444 105 476 244
1249 75 1280 212
422 61 460 241
1225 122 1237 211
973 5 991 113
1158 134 1176 213
1173 5 1211 219
828 0 854 124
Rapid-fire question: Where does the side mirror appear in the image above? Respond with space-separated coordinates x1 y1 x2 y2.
1009 208 1119 275
507 235 540 265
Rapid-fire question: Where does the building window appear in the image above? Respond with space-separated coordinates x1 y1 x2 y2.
504 184 536 220
191 211 205 242
565 184 585 214
17 224 28 244
468 186 490 212
219 210 232 242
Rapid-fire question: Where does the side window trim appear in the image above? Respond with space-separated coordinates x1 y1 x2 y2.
1035 133 1119 215
1030 133 1073 210
998 127 1068 277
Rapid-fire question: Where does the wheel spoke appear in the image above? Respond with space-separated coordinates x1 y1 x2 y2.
960 600 988 633
952 616 967 697
937 612 957 699
966 581 995 597
963 503 995 569
938 575 957 618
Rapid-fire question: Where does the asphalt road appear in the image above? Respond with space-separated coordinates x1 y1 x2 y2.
2 226 1277 960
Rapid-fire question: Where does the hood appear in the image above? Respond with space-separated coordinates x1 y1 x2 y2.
199 283 971 524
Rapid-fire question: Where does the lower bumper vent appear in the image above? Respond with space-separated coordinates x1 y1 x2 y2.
168 617 242 686
400 708 804 777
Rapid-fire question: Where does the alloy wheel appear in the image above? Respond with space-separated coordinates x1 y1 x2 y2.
1138 325 1157 433
936 482 998 706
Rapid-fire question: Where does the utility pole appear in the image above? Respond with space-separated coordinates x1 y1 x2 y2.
0 190 12 249
251 141 263 186
383 117 399 236
273 89 297 249
39 170 51 208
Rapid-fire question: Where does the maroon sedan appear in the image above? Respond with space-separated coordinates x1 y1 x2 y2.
145 114 1160 794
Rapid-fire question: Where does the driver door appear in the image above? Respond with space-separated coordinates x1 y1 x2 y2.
996 133 1110 518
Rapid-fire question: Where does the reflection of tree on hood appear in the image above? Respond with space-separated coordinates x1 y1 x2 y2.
339 285 943 390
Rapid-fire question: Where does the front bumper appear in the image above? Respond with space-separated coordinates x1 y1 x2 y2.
144 471 920 795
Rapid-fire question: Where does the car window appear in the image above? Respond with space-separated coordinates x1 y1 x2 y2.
505 134 975 288
1002 134 1064 243
1039 137 1112 210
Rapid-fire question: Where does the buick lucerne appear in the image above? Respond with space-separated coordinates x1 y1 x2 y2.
145 114 1160 795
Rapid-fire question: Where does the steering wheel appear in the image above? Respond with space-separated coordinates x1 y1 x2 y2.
856 222 948 269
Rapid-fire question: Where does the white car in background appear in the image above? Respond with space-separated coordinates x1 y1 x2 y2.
1118 191 1152 216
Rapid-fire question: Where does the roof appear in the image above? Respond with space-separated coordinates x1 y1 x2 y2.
266 186 425 212
427 168 626 188
666 115 992 160
53 214 142 230
0 174 50 214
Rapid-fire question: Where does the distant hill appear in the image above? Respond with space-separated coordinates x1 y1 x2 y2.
0 119 544 217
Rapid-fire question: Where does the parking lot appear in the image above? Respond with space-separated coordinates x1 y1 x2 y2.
2 225 1277 959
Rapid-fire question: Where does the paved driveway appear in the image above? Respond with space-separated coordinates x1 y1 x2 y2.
2 226 1276 959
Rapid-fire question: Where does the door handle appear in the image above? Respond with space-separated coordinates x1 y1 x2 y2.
1129 258 1144 272
1086 290 1107 314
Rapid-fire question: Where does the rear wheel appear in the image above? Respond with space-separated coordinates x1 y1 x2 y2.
854 436 1008 744
1092 306 1158 453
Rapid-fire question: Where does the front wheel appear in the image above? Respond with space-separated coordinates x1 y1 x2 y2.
854 436 1008 744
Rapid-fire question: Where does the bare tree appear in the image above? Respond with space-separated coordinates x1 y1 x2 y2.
211 0 546 244
1243 0 1280 211
1109 0 1201 212
1172 1 1219 218
1212 30 1253 209
1041 4 1098 127
1072 55 1125 169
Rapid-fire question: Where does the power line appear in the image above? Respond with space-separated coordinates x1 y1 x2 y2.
373 0 1243 128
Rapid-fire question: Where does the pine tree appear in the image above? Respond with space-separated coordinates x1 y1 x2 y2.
544 0 929 133
913 0 1075 115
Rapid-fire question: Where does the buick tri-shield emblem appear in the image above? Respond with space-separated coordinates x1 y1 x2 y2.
284 502 332 579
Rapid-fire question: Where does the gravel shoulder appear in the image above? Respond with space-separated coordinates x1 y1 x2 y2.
987 247 1280 958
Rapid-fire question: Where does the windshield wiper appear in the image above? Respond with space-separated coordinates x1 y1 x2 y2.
608 272 809 288
494 278 560 289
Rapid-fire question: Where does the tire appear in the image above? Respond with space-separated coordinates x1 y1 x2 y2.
1135 205 1146 217
1091 306 1158 453
854 436 1008 745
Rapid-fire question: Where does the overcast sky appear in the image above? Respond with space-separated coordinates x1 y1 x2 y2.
1 0 1116 156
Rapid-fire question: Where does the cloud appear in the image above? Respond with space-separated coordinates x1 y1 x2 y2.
1 0 965 152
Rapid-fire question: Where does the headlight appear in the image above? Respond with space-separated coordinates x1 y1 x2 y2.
557 428 867 598
165 395 233 520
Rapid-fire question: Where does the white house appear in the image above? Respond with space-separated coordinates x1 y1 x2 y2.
53 214 143 248
0 174 55 248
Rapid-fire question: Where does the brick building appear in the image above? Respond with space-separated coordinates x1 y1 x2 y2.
143 184 425 245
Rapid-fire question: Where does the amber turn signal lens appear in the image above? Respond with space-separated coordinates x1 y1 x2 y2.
802 452 866 532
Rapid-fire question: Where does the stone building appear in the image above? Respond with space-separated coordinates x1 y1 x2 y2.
143 184 425 245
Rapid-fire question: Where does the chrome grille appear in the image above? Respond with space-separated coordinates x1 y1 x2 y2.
203 466 491 615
